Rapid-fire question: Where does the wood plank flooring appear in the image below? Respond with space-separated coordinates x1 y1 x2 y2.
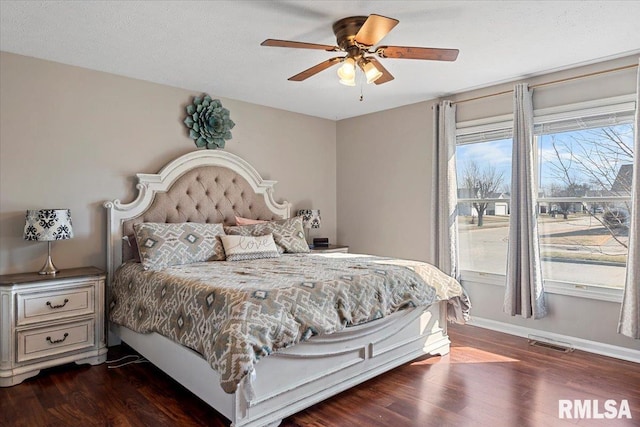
1 324 638 426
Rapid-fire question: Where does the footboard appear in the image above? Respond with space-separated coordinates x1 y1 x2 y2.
240 301 449 427
114 301 449 427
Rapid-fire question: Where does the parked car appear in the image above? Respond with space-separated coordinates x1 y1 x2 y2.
603 208 629 228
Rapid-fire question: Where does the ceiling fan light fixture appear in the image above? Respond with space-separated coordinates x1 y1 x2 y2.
262 14 458 85
359 59 383 84
339 76 356 86
337 57 356 86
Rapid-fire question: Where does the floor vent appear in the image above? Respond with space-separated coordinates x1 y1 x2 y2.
527 335 574 353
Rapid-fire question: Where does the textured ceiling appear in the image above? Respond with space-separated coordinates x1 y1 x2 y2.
1 1 639 120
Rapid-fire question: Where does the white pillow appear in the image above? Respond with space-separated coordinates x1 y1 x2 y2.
220 234 280 261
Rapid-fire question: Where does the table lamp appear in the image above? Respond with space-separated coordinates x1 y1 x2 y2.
24 209 74 275
297 209 321 246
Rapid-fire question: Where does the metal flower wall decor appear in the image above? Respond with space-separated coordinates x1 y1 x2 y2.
184 95 235 149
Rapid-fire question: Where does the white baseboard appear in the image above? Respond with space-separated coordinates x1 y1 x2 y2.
467 317 640 364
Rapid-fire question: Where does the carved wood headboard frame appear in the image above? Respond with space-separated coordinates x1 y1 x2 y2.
104 150 291 288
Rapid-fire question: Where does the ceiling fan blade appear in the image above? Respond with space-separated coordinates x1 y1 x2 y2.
368 58 394 85
376 46 459 61
354 14 399 46
261 39 339 51
288 57 343 81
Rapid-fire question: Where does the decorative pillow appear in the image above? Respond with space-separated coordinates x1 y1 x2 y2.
235 216 267 226
220 234 280 261
224 216 309 253
224 223 286 254
133 222 226 270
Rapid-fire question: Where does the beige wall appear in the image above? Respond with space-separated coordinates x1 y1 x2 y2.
0 52 336 275
336 100 437 261
337 54 639 353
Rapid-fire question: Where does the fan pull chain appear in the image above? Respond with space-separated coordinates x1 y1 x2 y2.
359 73 364 101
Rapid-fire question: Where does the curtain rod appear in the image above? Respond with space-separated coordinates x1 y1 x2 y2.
453 63 639 105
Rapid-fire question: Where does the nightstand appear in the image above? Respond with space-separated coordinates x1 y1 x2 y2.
0 267 107 387
310 245 349 254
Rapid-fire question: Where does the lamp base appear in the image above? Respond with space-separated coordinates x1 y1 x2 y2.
39 242 59 275
39 255 59 275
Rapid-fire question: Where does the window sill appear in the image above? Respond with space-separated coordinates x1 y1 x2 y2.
459 270 623 303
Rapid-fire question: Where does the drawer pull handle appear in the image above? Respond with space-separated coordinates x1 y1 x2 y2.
46 299 69 309
46 333 69 344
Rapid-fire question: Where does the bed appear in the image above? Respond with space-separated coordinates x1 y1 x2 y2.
104 150 467 427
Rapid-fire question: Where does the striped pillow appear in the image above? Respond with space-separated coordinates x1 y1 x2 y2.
220 234 280 261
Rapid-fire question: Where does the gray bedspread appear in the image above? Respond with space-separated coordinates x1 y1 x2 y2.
109 253 465 393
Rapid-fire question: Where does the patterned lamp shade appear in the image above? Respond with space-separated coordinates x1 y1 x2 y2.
24 209 74 241
24 209 74 275
297 209 321 229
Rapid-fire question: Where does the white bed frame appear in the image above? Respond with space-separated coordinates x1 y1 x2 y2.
105 150 451 427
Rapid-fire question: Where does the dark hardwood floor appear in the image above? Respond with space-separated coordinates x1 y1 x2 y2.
2 324 638 426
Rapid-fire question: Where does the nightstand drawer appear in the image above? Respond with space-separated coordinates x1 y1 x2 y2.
17 284 95 326
17 319 95 362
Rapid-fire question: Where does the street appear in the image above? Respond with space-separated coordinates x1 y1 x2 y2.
458 215 627 288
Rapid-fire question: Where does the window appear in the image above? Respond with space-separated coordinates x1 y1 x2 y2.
537 120 634 289
456 138 512 276
456 96 635 294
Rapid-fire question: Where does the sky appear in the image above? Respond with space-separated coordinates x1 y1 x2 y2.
456 138 512 192
456 123 634 194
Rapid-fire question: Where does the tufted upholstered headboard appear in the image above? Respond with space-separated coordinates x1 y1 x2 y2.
104 150 290 285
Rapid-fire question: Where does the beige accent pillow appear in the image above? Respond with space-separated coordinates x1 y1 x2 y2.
134 222 226 270
220 234 280 261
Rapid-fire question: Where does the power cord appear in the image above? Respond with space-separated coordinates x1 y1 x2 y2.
106 354 149 369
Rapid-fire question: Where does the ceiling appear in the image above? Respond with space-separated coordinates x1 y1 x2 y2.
1 1 639 120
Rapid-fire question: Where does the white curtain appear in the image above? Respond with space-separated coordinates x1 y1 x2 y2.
618 59 640 339
431 100 459 279
432 101 470 323
504 84 547 319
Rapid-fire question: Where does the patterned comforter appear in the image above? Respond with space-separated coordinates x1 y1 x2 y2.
109 253 465 393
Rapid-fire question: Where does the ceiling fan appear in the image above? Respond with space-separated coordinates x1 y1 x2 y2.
261 14 459 86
